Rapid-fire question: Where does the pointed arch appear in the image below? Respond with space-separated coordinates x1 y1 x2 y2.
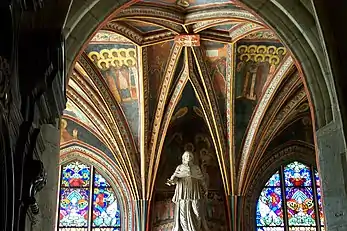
147 44 183 197
187 49 230 194
255 160 324 230
59 144 137 231
78 54 141 199
148 59 189 199
238 56 294 192
191 47 230 194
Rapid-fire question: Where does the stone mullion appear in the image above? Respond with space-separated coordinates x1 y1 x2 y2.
280 165 290 231
87 166 94 231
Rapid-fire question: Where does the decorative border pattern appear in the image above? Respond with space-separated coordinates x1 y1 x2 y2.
229 22 264 42
185 9 260 24
187 49 229 194
78 55 141 198
238 56 293 188
255 88 307 159
243 88 307 189
149 63 189 198
193 19 231 33
104 22 143 45
68 72 122 160
226 45 233 143
139 46 149 198
115 6 184 23
248 73 301 160
147 44 183 196
192 47 230 193
226 43 235 190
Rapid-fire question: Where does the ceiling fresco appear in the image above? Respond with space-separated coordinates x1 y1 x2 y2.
85 41 141 147
66 0 309 202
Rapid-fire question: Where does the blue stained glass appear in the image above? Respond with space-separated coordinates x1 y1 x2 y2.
265 171 281 187
315 171 321 187
256 187 284 226
93 187 121 227
257 227 284 231
94 172 111 187
58 228 88 231
61 162 90 187
284 162 312 187
59 188 89 227
286 187 316 226
289 228 316 231
317 187 324 225
92 229 121 231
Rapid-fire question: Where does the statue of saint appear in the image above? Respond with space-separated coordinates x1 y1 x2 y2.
166 151 209 231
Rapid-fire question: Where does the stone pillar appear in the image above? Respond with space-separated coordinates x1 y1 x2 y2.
228 195 242 231
33 124 60 231
316 117 347 231
135 199 149 231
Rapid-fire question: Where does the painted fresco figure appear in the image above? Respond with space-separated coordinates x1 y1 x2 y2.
211 56 227 97
166 151 209 231
117 64 131 101
236 54 249 98
254 55 270 100
127 59 138 99
242 61 258 100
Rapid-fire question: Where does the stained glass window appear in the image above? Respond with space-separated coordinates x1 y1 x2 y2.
58 161 121 231
256 161 325 231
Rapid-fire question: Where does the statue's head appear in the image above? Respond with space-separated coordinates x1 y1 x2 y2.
182 151 194 165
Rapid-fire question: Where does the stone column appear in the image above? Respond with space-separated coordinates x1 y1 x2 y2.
136 199 149 231
316 116 347 231
228 195 242 231
33 124 61 231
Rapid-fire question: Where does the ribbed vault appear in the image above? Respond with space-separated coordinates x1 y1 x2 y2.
63 0 313 209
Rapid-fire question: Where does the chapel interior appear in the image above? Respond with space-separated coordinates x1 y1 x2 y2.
1 0 347 231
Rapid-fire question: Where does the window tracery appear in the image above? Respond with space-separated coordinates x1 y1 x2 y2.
58 161 121 231
256 161 324 231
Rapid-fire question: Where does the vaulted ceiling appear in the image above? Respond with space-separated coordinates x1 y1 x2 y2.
62 0 311 200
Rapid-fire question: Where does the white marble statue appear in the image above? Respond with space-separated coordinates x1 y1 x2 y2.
166 151 209 231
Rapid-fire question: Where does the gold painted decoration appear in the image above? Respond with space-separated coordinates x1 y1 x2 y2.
176 0 189 7
171 107 188 123
236 44 286 65
174 35 200 47
89 48 137 70
193 106 204 117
